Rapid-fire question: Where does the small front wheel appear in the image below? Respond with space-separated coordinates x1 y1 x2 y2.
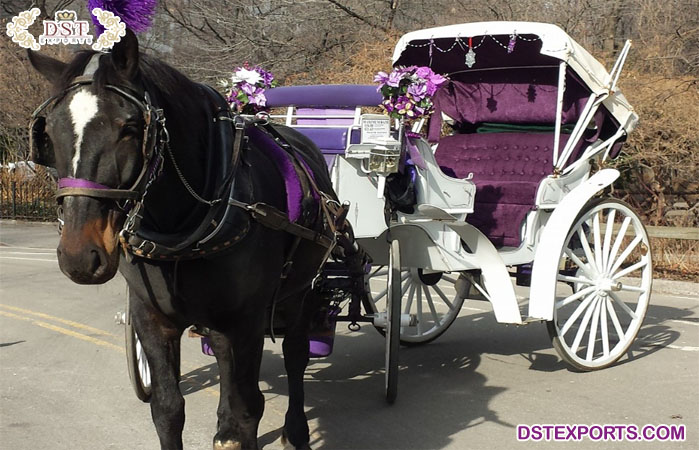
125 291 152 402
366 265 465 346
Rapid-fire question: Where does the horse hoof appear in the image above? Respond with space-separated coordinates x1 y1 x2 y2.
213 439 242 450
281 431 312 450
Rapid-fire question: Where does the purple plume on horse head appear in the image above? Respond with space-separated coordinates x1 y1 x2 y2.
88 0 157 36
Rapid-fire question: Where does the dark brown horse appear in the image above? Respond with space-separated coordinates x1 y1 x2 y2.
28 30 348 450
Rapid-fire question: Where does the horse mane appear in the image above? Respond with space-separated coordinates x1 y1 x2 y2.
58 49 201 110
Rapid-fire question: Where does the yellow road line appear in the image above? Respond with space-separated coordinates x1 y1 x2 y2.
0 246 56 251
0 306 291 412
0 251 57 255
0 306 224 400
0 310 124 352
0 256 57 262
0 303 118 337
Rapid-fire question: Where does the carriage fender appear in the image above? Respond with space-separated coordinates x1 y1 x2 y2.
446 222 522 324
528 169 620 321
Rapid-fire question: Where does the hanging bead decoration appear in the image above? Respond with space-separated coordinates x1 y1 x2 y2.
507 33 517 53
428 38 434 66
465 37 476 68
403 33 539 69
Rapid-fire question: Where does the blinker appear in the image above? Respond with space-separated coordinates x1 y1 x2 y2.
30 115 56 167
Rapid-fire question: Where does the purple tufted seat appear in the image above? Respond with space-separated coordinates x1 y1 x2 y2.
436 132 573 248
430 70 593 248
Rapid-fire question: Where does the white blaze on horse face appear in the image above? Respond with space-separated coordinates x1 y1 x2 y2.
68 89 99 176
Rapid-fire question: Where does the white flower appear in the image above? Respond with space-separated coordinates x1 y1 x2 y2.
231 68 262 85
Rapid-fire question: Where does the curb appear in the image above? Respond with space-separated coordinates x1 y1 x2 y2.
619 276 698 297
651 279 698 297
1 219 56 226
1 220 696 296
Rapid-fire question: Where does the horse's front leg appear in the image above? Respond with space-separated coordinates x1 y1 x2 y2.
209 313 266 450
131 295 185 450
281 291 320 450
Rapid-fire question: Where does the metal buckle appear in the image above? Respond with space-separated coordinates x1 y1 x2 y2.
254 111 270 125
136 240 156 255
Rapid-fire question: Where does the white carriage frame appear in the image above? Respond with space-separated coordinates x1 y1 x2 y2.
271 21 639 326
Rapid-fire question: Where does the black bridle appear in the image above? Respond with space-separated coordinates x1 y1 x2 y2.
29 75 166 204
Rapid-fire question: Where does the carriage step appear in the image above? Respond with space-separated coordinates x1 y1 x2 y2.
521 317 546 324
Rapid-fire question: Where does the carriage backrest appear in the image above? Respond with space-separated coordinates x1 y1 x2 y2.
428 67 592 142
266 85 383 166
430 68 611 247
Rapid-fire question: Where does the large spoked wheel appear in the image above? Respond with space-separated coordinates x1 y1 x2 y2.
547 198 652 371
367 264 465 346
125 292 152 402
385 239 401 404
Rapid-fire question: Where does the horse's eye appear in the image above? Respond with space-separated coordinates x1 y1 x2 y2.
119 123 140 139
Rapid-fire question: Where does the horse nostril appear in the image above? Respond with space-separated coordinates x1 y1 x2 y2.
89 249 103 274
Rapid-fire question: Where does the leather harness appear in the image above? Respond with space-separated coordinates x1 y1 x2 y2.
32 73 343 268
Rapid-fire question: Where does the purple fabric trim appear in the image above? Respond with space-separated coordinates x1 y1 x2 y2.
309 335 334 358
247 127 317 223
404 131 427 169
309 307 339 358
295 128 351 151
297 108 355 125
265 85 382 108
58 177 111 190
200 337 215 356
323 155 337 168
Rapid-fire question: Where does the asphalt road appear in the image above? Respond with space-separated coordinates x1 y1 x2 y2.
1 221 697 450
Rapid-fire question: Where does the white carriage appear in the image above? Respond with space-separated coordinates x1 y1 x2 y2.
123 21 652 404
265 21 650 397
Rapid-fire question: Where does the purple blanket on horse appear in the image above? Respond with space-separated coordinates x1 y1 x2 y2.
246 126 317 223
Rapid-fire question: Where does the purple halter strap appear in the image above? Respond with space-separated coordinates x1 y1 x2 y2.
58 177 111 190
56 176 142 201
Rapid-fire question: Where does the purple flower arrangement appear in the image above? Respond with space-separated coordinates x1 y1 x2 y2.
374 66 447 121
225 64 278 114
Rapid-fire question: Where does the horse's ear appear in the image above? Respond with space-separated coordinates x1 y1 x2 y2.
111 29 139 80
27 50 67 83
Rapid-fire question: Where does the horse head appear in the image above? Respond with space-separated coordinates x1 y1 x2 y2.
28 30 153 284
